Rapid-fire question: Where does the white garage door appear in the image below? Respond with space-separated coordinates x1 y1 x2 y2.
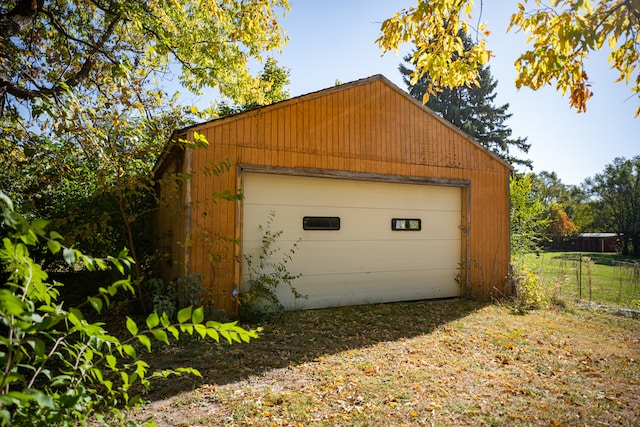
241 172 462 309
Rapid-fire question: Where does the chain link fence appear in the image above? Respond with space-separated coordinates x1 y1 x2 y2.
535 253 640 310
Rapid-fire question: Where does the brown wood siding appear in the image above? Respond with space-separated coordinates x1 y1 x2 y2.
153 149 188 285
155 76 512 315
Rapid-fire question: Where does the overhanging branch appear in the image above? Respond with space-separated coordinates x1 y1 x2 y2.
0 0 44 39
0 6 123 102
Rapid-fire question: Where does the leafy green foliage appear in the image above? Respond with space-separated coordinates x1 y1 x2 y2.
528 171 616 246
0 86 194 276
400 32 531 168
1 0 289 111
1 0 291 280
527 165 640 254
585 156 640 256
149 277 179 321
0 192 259 426
217 57 292 116
236 211 306 321
149 273 205 321
510 174 550 257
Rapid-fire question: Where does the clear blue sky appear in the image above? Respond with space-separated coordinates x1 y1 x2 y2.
268 0 638 186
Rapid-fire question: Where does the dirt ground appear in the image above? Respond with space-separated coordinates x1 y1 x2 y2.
126 299 640 426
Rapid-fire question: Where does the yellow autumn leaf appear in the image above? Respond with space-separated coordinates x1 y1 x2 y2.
379 0 640 116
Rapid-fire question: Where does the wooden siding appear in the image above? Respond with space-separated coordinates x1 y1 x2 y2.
153 149 188 286
153 75 512 315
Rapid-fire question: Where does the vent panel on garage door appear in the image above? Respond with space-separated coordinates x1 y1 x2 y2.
241 172 462 309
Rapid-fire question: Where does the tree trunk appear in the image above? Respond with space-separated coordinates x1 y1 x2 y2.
621 236 630 255
632 235 640 257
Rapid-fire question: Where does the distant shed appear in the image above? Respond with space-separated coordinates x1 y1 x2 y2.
573 233 620 253
152 75 513 315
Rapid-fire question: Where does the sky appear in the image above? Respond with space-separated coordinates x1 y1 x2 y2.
264 0 638 186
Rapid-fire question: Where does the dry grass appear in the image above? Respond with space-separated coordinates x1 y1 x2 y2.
128 299 639 426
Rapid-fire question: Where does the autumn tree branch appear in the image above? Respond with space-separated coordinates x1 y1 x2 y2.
0 0 43 39
0 2 122 102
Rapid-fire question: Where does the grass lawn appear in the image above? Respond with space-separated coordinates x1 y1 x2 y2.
522 251 640 309
127 299 639 426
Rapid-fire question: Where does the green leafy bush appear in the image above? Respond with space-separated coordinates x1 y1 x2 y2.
510 174 549 257
236 211 305 321
0 191 259 426
510 262 545 311
149 273 204 320
149 277 179 320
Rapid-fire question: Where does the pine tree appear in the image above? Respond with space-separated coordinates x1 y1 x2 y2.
400 33 531 168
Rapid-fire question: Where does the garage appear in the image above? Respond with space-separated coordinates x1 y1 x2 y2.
242 172 462 309
153 74 512 315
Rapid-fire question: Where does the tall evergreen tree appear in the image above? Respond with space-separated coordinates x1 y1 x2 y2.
400 33 531 168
